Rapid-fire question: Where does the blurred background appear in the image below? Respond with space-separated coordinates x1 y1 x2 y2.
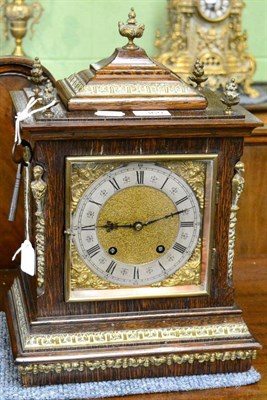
0 0 266 82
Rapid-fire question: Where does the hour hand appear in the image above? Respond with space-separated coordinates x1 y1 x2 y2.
97 220 134 232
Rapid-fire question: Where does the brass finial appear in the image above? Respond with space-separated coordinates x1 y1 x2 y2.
221 78 240 115
28 57 47 98
189 58 208 89
41 80 56 118
118 8 145 50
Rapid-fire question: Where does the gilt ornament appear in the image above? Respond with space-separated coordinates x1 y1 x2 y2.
154 0 259 98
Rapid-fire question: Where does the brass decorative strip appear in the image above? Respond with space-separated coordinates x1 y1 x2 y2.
67 79 196 97
18 350 257 375
11 278 30 350
11 279 251 351
25 322 250 350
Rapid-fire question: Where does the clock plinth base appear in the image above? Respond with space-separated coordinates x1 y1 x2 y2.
6 277 261 387
18 352 257 387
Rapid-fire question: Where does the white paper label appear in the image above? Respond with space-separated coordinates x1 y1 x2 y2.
133 110 171 117
20 240 36 276
95 111 125 117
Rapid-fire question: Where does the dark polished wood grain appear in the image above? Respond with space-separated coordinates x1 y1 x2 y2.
1 257 266 398
236 145 267 257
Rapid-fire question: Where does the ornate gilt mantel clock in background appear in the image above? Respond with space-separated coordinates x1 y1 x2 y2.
6 9 262 386
154 0 259 98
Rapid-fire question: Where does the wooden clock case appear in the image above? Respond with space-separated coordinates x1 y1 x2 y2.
5 14 262 387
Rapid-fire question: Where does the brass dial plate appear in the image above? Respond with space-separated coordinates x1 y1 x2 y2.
65 155 217 301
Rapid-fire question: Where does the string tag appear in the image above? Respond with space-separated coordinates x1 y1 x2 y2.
11 97 56 275
12 160 36 276
12 239 36 276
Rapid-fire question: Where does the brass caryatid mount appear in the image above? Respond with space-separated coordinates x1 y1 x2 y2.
118 7 145 50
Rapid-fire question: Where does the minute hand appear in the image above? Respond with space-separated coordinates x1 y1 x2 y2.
143 208 192 227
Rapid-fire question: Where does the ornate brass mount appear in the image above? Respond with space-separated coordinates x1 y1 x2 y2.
118 8 145 50
154 0 259 98
221 78 240 115
0 0 43 57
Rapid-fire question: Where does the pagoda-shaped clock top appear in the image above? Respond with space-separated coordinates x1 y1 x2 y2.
118 7 145 50
56 9 207 111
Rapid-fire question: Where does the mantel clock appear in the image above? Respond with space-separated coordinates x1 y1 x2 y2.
6 9 261 386
155 0 259 97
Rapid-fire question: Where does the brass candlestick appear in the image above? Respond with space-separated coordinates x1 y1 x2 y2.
0 0 43 57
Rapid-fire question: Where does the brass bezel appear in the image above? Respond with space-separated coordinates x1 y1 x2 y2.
65 154 218 301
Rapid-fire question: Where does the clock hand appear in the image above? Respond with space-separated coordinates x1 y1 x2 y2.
98 208 191 232
143 207 191 227
97 221 134 232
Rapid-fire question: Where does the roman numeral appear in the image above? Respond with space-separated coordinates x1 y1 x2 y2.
89 199 102 207
133 266 140 279
87 244 101 258
136 171 144 185
180 221 194 227
158 261 166 271
81 225 95 231
173 242 187 254
175 196 188 206
106 261 117 275
160 177 169 189
109 178 120 191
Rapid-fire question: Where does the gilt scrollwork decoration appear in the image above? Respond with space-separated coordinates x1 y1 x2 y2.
18 350 257 375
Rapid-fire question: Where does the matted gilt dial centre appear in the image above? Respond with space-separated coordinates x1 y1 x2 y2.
97 186 179 265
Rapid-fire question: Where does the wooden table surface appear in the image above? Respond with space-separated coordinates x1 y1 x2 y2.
0 257 266 399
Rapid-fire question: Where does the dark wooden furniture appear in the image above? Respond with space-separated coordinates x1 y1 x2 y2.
236 94 267 258
0 56 55 269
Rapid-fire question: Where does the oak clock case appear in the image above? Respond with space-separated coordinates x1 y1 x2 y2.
6 9 262 387
65 155 217 301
